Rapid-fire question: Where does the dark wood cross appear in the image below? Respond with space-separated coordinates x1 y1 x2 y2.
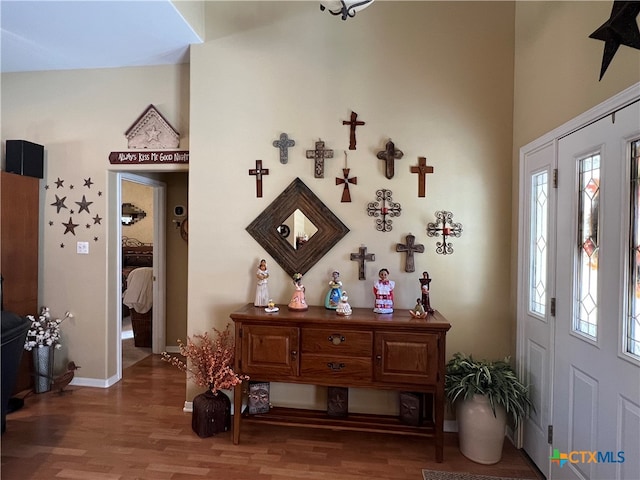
396 234 425 273
410 156 435 197
336 168 357 202
342 111 365 150
376 140 404 179
350 245 375 280
248 159 269 198
306 139 334 178
272 133 295 164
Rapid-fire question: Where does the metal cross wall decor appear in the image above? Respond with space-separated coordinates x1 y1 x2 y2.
396 234 425 272
367 189 401 232
272 133 295 164
306 139 334 178
426 210 463 255
376 140 404 179
248 159 270 198
336 169 357 202
350 245 376 280
342 111 365 150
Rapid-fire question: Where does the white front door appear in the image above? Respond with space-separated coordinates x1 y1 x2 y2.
553 101 640 480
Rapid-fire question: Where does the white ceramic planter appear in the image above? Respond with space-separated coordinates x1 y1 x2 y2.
457 393 507 464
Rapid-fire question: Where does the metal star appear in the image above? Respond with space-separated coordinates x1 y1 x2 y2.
94 237 99 242
48 221 54 226
60 243 65 248
45 184 50 190
589 1 640 80
75 195 93 214
51 195 68 213
55 177 64 188
86 224 91 229
62 217 79 235
93 215 102 225
69 185 74 190
84 178 94 188
98 191 103 197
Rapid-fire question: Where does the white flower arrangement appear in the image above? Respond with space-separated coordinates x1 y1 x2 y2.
24 307 73 351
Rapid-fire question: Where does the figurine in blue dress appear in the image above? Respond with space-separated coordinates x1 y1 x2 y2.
324 271 343 310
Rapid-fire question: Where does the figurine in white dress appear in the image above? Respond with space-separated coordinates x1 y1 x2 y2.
336 291 352 316
254 259 269 307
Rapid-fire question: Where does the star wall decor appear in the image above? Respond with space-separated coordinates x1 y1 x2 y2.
93 214 102 225
48 221 54 226
84 177 94 188
45 184 50 190
62 217 79 235
55 177 64 188
60 243 65 248
94 236 99 242
51 195 68 213
75 195 93 214
589 1 640 80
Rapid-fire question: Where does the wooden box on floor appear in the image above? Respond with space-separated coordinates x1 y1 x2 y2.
131 308 152 347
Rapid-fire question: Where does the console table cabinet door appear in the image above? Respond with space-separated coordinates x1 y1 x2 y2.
374 332 439 386
241 325 300 377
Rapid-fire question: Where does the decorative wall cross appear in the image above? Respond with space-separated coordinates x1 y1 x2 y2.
350 245 376 280
376 140 404 179
248 160 270 198
272 132 295 164
367 189 401 232
426 210 463 255
306 139 334 178
410 156 434 197
336 152 357 202
342 111 365 150
396 234 425 272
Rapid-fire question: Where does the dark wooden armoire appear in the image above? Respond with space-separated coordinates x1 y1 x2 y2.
1 170 39 393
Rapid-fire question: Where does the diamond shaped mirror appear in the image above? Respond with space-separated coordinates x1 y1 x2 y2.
246 178 349 277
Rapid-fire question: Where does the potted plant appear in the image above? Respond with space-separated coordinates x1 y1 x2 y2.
162 323 248 438
445 352 534 464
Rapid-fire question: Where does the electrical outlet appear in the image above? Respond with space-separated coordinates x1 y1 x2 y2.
77 241 89 254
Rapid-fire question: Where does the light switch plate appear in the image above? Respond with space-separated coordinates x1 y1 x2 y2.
77 241 89 254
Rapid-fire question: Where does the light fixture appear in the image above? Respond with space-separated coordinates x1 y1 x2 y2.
320 0 374 20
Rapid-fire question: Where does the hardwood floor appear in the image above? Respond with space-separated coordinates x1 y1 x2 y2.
1 355 544 480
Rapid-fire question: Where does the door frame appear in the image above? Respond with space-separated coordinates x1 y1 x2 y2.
115 172 166 380
517 82 640 477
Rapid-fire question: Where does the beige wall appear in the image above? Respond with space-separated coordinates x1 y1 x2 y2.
188 1 515 410
1 64 189 379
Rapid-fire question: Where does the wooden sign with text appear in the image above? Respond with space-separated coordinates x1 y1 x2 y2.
109 151 189 164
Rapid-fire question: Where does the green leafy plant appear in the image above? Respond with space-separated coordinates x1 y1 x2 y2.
445 352 534 429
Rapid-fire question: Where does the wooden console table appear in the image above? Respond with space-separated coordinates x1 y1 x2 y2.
230 303 451 462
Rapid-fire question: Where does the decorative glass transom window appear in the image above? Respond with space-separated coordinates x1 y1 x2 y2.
530 171 548 316
575 154 600 338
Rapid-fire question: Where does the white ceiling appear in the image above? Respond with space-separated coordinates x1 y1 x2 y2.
1 1 203 73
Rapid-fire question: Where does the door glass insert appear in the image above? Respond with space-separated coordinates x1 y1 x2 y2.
627 139 640 358
530 171 548 316
575 154 600 338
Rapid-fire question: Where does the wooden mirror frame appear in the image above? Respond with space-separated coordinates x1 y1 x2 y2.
246 178 349 277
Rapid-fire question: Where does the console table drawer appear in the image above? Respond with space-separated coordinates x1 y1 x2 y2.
301 328 372 356
300 354 372 381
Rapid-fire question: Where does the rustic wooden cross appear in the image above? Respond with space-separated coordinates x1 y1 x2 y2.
342 111 365 150
376 140 404 179
410 156 435 197
272 133 295 164
396 234 425 273
306 139 334 178
350 245 375 280
336 168 357 202
248 160 269 198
